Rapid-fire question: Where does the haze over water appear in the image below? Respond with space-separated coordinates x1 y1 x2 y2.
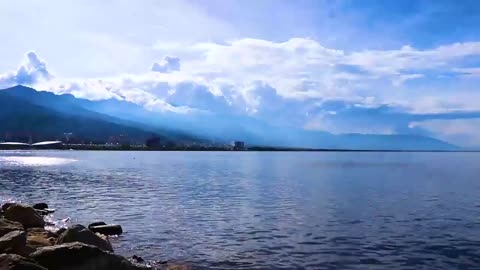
1 150 480 269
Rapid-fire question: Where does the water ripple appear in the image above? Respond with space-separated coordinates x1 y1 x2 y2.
1 151 480 269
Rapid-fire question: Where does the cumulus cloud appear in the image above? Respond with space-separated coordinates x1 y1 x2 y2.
0 51 52 87
151 56 180 73
2 38 480 146
166 81 230 112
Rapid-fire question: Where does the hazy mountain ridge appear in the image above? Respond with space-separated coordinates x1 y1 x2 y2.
0 85 458 150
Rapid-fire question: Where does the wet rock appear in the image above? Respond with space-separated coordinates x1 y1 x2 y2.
34 209 55 216
2 203 14 212
4 204 45 229
89 224 123 236
0 230 26 254
132 255 145 263
31 203 48 211
30 242 149 270
56 224 113 252
0 253 47 270
0 219 24 237
54 228 66 236
88 222 107 229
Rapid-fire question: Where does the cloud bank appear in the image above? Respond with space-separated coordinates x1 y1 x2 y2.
1 37 480 147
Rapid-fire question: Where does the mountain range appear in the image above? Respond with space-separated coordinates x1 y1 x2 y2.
0 85 457 150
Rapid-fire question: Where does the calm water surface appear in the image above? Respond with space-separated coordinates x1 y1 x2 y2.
1 151 480 269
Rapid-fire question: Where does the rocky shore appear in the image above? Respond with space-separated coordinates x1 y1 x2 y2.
0 202 188 270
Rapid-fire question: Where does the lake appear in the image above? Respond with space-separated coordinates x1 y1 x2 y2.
1 150 480 269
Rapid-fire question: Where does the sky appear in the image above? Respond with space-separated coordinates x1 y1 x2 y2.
1 0 480 147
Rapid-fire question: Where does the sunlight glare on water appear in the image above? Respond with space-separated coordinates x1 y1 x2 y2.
0 156 77 166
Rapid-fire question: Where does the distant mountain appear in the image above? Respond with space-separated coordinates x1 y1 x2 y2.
0 86 177 144
0 85 199 144
0 85 458 150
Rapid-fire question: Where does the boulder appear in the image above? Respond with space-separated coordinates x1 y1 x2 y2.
54 228 66 235
2 203 14 212
88 222 107 229
30 242 149 270
4 204 45 228
56 224 113 252
27 228 58 239
27 228 58 248
0 253 47 270
0 230 26 254
0 219 24 237
34 210 55 216
31 203 48 210
89 224 123 236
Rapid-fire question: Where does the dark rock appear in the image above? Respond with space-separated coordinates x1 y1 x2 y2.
0 253 47 270
89 224 123 236
2 203 14 212
4 204 45 228
30 242 149 270
56 224 113 252
34 209 55 216
88 222 107 230
0 230 26 254
54 228 66 235
31 203 48 211
0 219 24 237
132 255 144 263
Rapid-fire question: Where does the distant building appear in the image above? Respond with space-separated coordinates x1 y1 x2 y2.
233 141 245 151
108 134 130 145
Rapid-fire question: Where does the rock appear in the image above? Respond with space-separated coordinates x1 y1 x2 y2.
0 230 26 254
27 228 58 239
88 222 107 229
30 242 149 270
31 203 48 210
54 228 66 235
34 209 55 216
89 224 123 236
56 224 113 252
4 204 45 228
26 228 58 248
0 253 47 270
27 235 54 248
0 219 24 237
2 203 14 212
132 255 144 263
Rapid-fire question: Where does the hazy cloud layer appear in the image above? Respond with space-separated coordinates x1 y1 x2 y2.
1 36 480 147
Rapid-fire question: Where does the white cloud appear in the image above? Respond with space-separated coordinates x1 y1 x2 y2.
1 37 480 145
392 73 424 86
151 56 181 73
0 51 52 88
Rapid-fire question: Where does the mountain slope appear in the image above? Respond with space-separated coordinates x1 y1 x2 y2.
0 90 161 143
1 85 200 143
0 85 458 150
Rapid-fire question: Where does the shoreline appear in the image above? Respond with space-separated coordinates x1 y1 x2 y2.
0 202 188 270
0 144 479 152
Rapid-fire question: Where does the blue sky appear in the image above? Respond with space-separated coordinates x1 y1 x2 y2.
1 0 480 147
